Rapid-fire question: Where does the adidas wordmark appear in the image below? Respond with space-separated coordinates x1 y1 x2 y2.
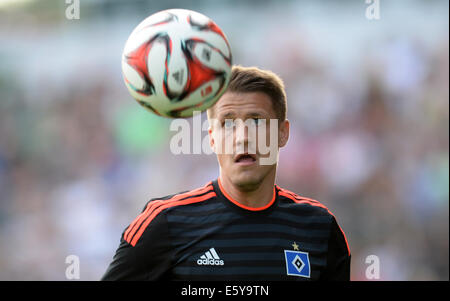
197 248 224 266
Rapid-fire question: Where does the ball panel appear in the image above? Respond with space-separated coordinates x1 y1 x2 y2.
122 61 145 92
146 39 169 98
164 34 189 99
186 21 231 60
132 10 176 35
167 75 229 118
190 42 231 72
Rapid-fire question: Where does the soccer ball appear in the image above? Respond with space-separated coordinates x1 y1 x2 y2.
121 9 232 118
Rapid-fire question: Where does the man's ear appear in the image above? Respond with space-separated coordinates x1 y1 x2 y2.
278 119 290 148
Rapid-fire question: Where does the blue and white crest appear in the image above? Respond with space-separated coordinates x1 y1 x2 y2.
284 250 311 278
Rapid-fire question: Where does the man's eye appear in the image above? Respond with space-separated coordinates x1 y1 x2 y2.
223 119 234 128
251 118 263 126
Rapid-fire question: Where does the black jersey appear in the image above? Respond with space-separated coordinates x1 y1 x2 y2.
101 179 350 281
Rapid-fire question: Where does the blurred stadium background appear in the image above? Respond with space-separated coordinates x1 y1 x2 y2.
0 0 448 280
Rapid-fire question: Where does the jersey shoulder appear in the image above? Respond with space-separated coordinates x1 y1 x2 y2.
276 185 351 256
124 181 216 246
146 181 216 212
276 185 334 217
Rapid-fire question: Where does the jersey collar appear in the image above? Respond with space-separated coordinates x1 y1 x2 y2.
213 178 277 212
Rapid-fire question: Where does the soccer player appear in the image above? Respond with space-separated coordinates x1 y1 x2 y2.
101 66 351 281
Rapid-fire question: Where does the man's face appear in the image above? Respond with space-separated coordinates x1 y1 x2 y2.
208 91 289 191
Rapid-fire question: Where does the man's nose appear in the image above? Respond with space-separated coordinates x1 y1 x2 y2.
235 119 249 146
234 119 256 154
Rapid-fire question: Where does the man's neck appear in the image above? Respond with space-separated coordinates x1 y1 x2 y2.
218 172 276 209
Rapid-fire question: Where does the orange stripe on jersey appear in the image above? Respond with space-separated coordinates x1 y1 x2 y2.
124 182 213 243
130 191 216 246
278 190 329 212
277 187 351 257
278 187 325 206
124 200 161 242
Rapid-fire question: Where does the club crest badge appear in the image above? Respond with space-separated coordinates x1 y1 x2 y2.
284 242 310 278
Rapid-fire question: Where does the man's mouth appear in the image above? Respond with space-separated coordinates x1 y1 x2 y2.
234 153 257 166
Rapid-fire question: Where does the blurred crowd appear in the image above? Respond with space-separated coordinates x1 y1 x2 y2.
0 0 448 280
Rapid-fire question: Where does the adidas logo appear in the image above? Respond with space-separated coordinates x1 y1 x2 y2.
197 248 224 266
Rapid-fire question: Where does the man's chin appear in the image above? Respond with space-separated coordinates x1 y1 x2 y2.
231 174 264 192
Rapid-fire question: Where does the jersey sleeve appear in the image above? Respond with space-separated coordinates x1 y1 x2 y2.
321 216 351 281
101 201 173 280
